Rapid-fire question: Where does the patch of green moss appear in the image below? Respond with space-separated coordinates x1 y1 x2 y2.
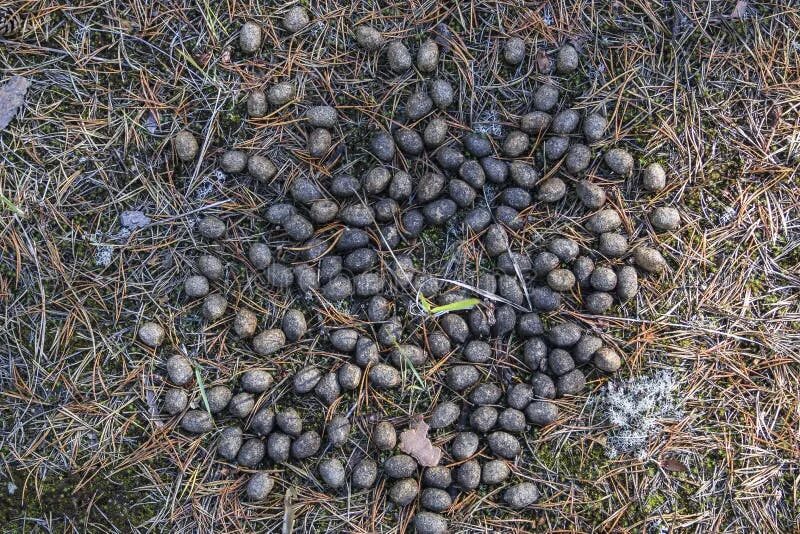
419 226 446 259
0 466 156 532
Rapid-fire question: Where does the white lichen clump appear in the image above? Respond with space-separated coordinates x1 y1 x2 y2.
473 109 504 138
196 169 227 200
597 371 682 459
89 232 114 267
94 244 113 266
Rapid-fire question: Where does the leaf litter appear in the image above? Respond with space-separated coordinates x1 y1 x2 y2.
0 76 30 131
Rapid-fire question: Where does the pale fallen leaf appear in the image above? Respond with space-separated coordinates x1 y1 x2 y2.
535 50 551 73
282 486 297 534
0 76 30 131
398 416 442 467
120 210 151 229
731 0 749 18
144 111 158 134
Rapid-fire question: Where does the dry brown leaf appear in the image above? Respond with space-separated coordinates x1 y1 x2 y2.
731 0 749 18
398 416 442 467
661 457 689 473
535 50 551 73
0 76 30 131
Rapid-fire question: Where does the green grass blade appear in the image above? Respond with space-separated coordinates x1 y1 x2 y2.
430 298 481 315
195 367 212 415
392 340 426 390
419 294 432 313
0 192 24 216
175 47 206 76
403 356 426 389
201 0 224 41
